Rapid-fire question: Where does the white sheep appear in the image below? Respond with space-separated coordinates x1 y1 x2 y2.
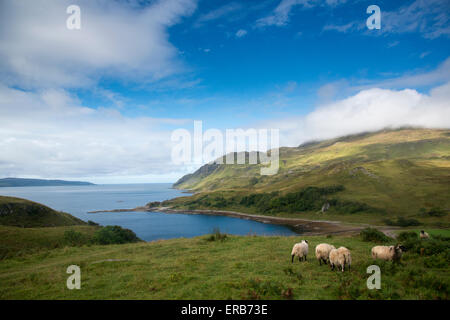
371 244 403 262
337 247 351 270
329 248 346 272
291 240 309 263
420 230 430 239
315 243 336 265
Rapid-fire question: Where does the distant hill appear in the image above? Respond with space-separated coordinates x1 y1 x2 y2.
171 128 450 224
0 196 87 227
0 178 94 187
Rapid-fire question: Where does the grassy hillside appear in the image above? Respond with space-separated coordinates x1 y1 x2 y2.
0 228 448 299
0 225 98 259
170 128 450 225
0 196 87 228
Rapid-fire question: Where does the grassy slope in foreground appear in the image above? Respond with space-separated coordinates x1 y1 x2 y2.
0 196 87 228
170 128 450 225
0 230 448 299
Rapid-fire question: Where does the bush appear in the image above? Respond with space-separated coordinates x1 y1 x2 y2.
63 229 86 246
87 220 99 226
93 225 141 245
397 231 419 243
419 207 447 217
205 228 228 242
400 234 450 257
384 217 421 227
360 227 391 243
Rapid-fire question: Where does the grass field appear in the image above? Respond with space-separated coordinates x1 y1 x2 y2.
0 227 448 300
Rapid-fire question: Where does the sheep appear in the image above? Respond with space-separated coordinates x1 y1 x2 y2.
337 247 351 270
329 248 346 272
291 240 309 263
315 243 336 265
371 244 403 262
420 230 430 239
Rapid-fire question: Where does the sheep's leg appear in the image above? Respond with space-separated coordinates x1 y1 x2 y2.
305 255 307 261
291 255 295 263
298 256 302 262
319 259 322 266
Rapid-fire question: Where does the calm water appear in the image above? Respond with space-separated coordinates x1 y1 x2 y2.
0 184 298 240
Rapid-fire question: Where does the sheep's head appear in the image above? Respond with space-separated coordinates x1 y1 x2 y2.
302 240 309 244
393 244 404 259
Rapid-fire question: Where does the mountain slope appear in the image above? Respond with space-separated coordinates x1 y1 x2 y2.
0 196 87 227
171 128 450 224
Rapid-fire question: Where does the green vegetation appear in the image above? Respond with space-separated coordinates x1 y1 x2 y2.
204 228 228 242
360 227 392 243
0 223 141 260
169 128 450 226
0 228 448 299
0 196 87 228
384 217 421 227
93 225 141 245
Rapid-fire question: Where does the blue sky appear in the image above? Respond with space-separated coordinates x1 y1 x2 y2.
77 0 450 123
0 0 449 183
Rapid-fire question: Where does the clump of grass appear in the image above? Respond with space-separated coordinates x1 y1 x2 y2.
360 227 391 243
205 227 228 242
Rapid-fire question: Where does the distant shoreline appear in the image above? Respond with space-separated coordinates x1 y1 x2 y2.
88 206 396 236
0 178 94 188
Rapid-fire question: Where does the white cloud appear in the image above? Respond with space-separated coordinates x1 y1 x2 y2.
262 82 450 147
194 2 242 27
235 29 248 38
255 0 350 28
0 0 197 89
0 85 192 182
256 0 317 27
355 57 450 91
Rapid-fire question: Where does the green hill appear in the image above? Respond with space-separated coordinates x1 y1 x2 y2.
0 196 87 228
170 128 450 225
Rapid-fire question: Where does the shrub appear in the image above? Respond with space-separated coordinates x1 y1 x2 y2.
360 227 391 243
63 229 86 246
205 228 228 242
87 220 99 226
384 217 421 227
93 225 140 245
419 207 447 217
397 231 419 243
